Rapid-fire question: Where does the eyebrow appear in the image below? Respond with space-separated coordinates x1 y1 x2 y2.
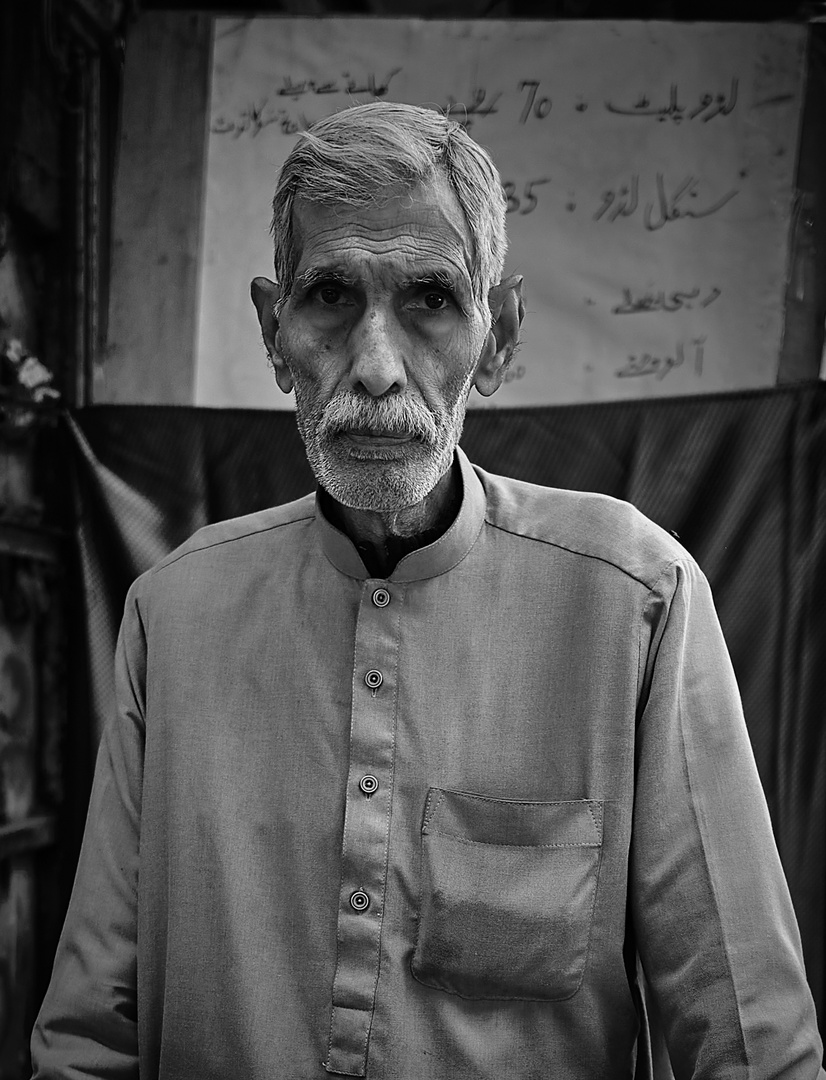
402 270 458 291
293 267 359 293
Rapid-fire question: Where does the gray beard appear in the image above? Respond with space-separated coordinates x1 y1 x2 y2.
290 369 475 512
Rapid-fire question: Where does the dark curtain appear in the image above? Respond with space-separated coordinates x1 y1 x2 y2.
66 383 826 1029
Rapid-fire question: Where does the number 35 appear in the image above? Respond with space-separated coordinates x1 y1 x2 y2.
503 178 550 215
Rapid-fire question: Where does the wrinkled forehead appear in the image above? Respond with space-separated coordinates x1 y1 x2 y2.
290 174 475 278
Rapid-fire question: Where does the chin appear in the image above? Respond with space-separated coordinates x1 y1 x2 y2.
313 439 451 512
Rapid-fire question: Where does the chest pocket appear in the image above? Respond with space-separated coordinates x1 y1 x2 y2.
410 788 603 1001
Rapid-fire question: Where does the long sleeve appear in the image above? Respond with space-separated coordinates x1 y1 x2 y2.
31 585 146 1079
631 558 824 1079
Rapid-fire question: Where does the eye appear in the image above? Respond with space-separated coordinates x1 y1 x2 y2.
423 292 448 310
410 287 455 314
317 285 344 306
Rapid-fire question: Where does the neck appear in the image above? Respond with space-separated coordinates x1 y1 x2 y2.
322 461 462 578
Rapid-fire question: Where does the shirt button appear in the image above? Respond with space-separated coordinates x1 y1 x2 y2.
372 588 391 608
349 890 370 913
359 774 379 796
364 669 383 690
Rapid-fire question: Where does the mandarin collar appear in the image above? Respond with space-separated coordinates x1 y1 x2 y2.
315 447 485 582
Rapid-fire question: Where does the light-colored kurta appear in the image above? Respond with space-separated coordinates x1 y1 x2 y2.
32 449 824 1079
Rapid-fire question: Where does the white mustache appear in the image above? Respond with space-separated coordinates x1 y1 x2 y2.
318 390 438 446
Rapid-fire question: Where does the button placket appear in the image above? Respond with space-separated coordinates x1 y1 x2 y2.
325 581 404 1077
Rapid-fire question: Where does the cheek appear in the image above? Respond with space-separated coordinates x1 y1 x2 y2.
418 328 484 387
281 326 341 381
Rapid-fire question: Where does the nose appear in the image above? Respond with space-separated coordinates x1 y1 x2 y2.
347 306 407 397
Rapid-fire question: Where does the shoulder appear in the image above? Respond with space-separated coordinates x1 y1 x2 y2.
475 464 689 591
131 492 316 594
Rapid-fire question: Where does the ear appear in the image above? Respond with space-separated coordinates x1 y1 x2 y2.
472 275 525 398
250 276 293 394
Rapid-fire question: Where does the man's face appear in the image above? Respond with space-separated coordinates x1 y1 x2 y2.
273 176 495 512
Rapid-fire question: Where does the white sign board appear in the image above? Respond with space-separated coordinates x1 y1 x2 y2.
196 18 806 408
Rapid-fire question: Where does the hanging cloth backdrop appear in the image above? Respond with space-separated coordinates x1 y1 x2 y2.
67 384 826 1032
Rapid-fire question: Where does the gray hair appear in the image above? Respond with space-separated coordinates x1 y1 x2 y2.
271 101 507 311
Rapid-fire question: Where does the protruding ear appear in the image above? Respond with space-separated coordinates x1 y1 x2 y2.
472 275 525 398
250 277 293 394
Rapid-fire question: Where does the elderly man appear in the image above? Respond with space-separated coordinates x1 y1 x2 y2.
33 102 823 1079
